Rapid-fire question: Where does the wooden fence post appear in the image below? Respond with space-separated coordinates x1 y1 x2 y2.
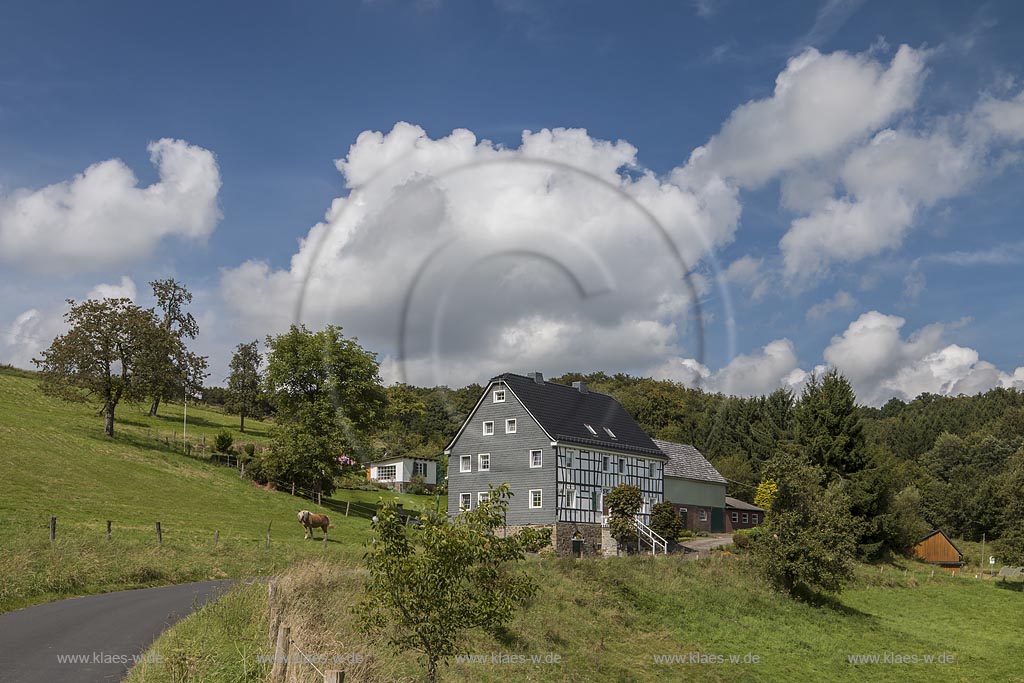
270 624 290 683
291 482 295 496
106 520 112 543
156 521 163 546
266 521 272 550
267 581 279 644
49 516 56 543
345 501 350 517
214 530 219 546
324 671 345 683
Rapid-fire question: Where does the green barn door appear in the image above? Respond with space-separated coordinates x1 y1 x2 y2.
711 508 725 533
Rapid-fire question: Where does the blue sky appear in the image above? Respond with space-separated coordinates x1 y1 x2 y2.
2 0 1024 404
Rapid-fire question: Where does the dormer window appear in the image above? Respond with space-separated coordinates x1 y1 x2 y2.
584 424 597 436
493 389 505 403
604 427 617 439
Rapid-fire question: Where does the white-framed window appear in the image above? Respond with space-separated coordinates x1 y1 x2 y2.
478 491 490 503
584 423 597 436
460 455 471 473
505 418 516 434
742 513 749 524
604 427 617 439
565 487 576 508
530 449 543 468
413 461 427 478
699 509 708 522
377 464 396 481
482 421 494 436
459 493 471 511
565 449 574 467
478 453 490 471
493 389 505 403
731 511 739 522
529 489 543 508
648 461 656 478
617 457 625 474
602 454 610 472
580 488 592 510
751 514 758 524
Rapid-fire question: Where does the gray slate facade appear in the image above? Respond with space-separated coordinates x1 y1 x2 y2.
445 372 667 527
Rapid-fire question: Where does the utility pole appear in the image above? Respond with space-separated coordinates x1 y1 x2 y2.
981 533 986 577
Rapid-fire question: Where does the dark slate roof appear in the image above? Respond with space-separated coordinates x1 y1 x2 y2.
725 496 765 512
498 373 665 457
653 439 726 484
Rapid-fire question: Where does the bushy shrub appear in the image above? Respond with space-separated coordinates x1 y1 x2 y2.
213 430 234 454
243 443 256 458
516 527 553 553
732 527 762 549
406 473 428 495
650 501 685 541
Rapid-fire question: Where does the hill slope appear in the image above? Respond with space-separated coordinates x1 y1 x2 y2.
0 367 434 612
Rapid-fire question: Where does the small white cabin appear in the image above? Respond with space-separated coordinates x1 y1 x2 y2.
366 456 438 491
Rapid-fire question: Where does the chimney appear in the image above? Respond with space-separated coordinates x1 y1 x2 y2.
528 371 544 384
572 381 588 394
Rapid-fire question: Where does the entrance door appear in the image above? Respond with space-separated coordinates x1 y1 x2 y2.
711 507 725 533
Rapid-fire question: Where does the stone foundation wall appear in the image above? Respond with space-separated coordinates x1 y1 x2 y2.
552 522 604 557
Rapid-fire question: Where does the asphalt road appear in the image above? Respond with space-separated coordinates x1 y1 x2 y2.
0 580 234 683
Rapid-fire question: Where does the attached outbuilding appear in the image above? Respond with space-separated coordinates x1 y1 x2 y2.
912 530 965 574
725 496 765 531
654 439 728 532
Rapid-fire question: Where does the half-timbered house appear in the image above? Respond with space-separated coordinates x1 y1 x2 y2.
445 372 667 555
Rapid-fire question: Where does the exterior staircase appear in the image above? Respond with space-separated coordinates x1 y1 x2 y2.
634 516 668 555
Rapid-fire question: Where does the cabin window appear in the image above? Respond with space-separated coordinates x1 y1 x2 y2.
413 461 427 478
530 449 543 468
602 454 610 472
731 511 738 522
565 487 576 508
505 418 516 434
585 423 597 436
478 453 490 471
482 421 494 436
617 457 625 474
460 455 471 473
478 491 490 503
493 389 505 403
529 489 543 508
751 514 758 524
565 449 575 467
459 493 471 511
377 465 396 481
699 509 708 522
742 513 749 523
604 427 617 439
648 461 657 478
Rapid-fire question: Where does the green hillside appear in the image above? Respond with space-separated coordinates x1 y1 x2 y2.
0 367 437 612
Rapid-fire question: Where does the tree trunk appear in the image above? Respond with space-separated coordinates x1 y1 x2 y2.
104 401 115 437
149 395 161 417
427 657 438 683
240 412 246 433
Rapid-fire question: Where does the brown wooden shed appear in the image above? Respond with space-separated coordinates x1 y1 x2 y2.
913 530 965 574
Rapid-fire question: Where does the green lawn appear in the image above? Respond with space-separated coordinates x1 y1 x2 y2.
0 367 440 612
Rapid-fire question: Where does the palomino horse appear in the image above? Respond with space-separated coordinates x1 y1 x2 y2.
297 510 332 540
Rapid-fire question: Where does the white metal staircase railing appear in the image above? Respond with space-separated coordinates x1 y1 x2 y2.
634 516 668 555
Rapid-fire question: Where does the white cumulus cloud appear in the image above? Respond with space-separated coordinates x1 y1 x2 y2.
0 139 221 273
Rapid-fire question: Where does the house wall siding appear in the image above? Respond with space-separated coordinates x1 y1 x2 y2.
446 381 556 525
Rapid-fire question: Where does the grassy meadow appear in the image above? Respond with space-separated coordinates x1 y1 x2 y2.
0 367 440 612
126 554 1023 683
